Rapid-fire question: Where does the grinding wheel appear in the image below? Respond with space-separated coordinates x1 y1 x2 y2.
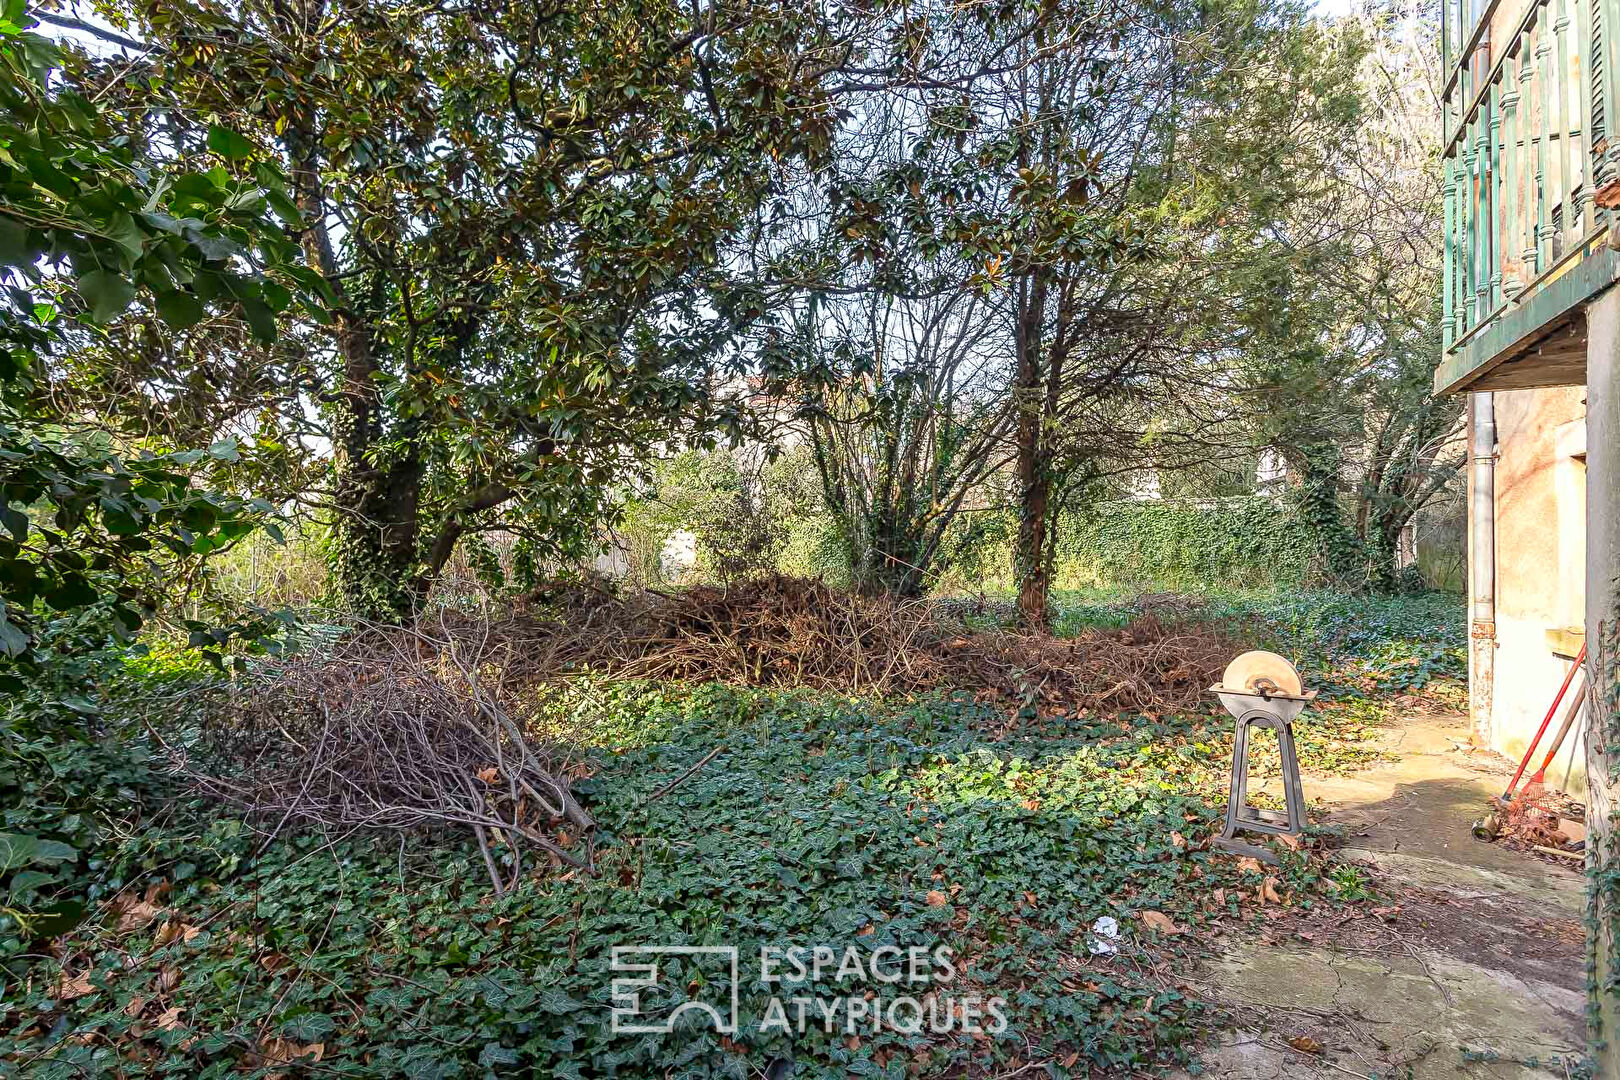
1220 650 1303 697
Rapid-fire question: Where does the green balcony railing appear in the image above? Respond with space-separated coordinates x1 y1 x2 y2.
1441 0 1620 356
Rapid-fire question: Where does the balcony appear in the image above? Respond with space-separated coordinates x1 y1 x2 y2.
1437 0 1620 392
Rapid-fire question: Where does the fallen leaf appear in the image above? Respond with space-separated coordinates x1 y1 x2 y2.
925 890 950 907
1023 891 1039 908
55 971 94 1000
124 995 147 1018
1137 910 1184 934
846 1035 862 1052
155 965 181 993
1258 877 1284 906
1286 1035 1324 1054
116 900 164 933
1022 798 1041 812
261 1037 325 1066
155 1006 183 1031
1274 833 1303 852
1236 857 1264 874
476 766 499 784
153 920 198 946
1169 831 1186 848
857 923 875 936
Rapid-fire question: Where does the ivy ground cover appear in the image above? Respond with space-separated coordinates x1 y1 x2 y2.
4 593 1464 1079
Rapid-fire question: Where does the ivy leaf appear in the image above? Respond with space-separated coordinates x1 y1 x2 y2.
156 290 204 330
0 612 28 658
0 215 32 267
280 1011 336 1042
78 269 136 323
0 832 78 872
206 125 255 161
477 1043 520 1068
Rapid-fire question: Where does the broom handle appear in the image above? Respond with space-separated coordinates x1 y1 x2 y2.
1502 644 1586 802
1529 668 1586 785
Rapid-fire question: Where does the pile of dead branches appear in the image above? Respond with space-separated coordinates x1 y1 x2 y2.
177 620 594 893
486 574 1236 713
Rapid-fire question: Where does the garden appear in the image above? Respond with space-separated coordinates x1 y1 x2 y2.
0 0 1514 1074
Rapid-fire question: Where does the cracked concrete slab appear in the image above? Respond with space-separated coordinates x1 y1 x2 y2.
1197 943 1583 1078
1185 708 1587 1078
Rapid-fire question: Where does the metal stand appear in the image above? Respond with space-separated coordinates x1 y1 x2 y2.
1213 708 1307 864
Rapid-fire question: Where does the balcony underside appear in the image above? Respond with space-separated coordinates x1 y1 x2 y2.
1434 242 1617 393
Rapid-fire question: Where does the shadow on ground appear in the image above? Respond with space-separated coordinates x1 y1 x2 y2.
1183 708 1587 1079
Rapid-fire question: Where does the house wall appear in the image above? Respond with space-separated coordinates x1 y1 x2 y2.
1483 385 1589 792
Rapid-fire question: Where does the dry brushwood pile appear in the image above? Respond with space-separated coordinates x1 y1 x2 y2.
490 574 1237 713
179 623 595 894
180 577 1234 876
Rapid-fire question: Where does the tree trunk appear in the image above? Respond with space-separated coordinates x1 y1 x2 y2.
1013 271 1051 629
326 312 427 620
1297 443 1363 584
1015 436 1051 628
286 127 427 621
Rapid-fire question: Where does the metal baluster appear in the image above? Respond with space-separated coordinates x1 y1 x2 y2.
1575 0 1598 232
1602 0 1620 224
1445 155 1457 347
1476 113 1492 319
1522 27 1543 280
1470 115 1484 329
1503 47 1524 300
1537 9 1555 271
1490 82 1503 311
1553 0 1572 254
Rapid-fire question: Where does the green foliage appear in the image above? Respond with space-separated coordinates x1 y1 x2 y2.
1055 499 1319 592
932 498 1321 595
1 3 313 668
0 433 277 677
67 0 927 619
7 670 1377 1078
0 638 219 956
620 446 852 588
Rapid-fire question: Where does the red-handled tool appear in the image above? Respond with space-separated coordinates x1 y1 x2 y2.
1501 644 1586 803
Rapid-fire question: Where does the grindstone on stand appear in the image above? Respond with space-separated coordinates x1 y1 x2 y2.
1208 650 1316 864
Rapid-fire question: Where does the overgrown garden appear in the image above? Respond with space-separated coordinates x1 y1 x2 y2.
0 0 1506 1074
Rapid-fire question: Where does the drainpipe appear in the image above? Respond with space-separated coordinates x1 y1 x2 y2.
1468 391 1497 746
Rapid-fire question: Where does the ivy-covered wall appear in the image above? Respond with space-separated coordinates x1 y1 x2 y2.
932 497 1321 594
1054 498 1319 591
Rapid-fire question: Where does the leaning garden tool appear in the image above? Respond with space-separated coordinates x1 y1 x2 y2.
1208 651 1316 864
1501 644 1586 803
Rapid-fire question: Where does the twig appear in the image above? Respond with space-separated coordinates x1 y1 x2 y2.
1263 1039 1374 1079
641 744 727 806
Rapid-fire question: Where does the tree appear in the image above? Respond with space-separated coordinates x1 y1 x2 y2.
779 282 1015 596
54 0 872 618
1244 0 1459 590
0 4 311 675
823 0 1368 623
